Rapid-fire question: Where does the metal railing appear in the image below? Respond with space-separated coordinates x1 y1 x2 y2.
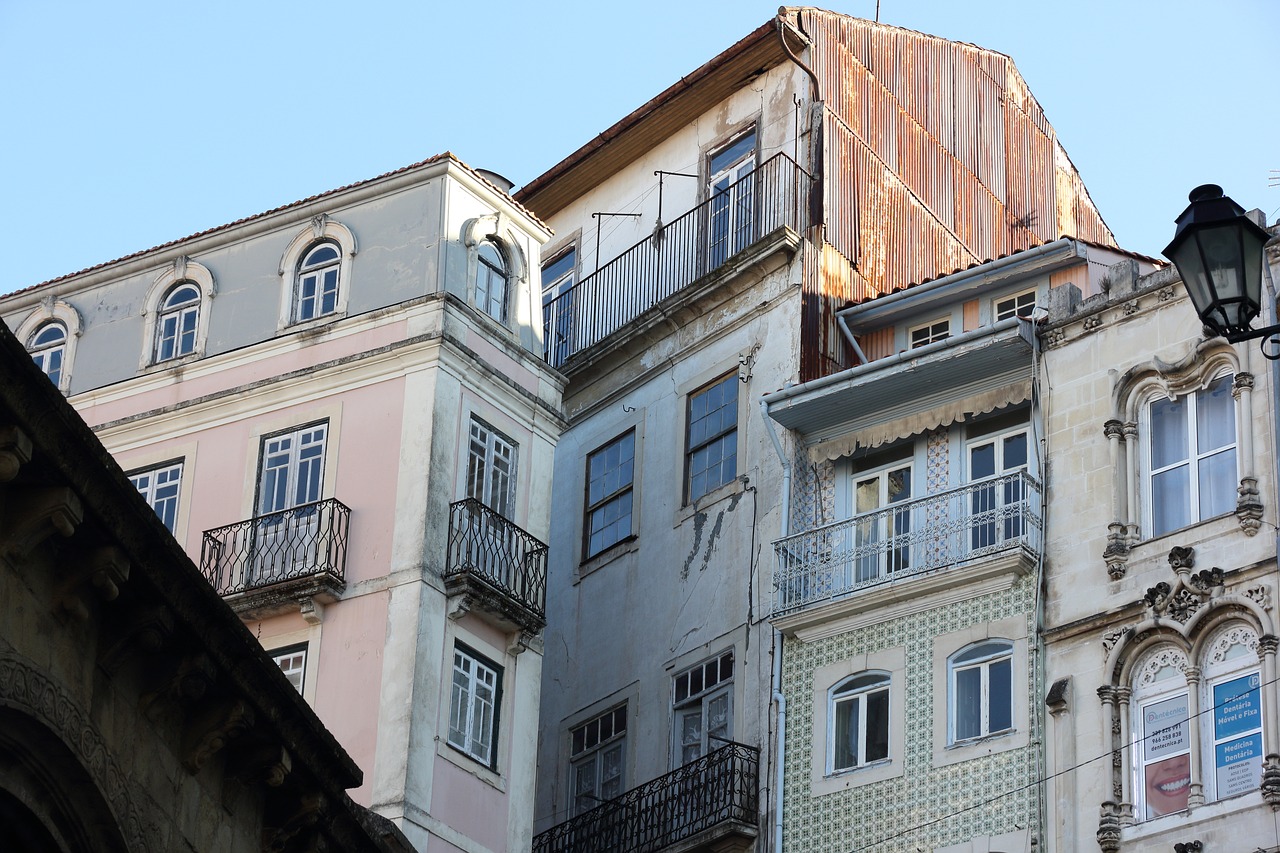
200 498 350 596
773 472 1042 615
444 498 548 619
543 153 814 367
533 742 759 853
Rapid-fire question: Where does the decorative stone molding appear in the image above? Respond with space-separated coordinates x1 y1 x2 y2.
140 653 217 721
1141 549 1224 623
99 603 175 674
1158 286 1177 302
1263 753 1280 809
1042 328 1066 349
182 699 254 773
1102 629 1127 658
0 653 152 853
1173 842 1203 853
229 743 292 788
0 424 32 481
1104 522 1129 580
56 544 130 621
1096 801 1122 853
1083 314 1103 331
1045 677 1070 715
264 790 327 852
0 485 82 559
1247 586 1274 611
1237 476 1263 534
1168 545 1195 572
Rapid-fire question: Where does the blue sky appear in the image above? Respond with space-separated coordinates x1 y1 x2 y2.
1 1 1274 291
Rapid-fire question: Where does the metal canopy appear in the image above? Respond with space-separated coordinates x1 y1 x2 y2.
765 320 1036 445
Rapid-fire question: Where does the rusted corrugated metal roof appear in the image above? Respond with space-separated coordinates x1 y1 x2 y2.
8 152 546 297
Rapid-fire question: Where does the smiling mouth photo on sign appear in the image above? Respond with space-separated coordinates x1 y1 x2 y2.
1145 753 1191 818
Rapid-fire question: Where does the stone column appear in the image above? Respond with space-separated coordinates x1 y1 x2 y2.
1123 423 1139 543
1185 667 1204 808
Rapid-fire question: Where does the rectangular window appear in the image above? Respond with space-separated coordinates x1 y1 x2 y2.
967 428 1030 549
686 373 738 502
570 706 626 815
1209 670 1263 800
1147 374 1236 537
830 673 890 772
253 423 328 584
707 128 757 267
994 290 1037 322
585 430 635 558
129 461 183 533
851 462 912 583
542 247 576 365
467 416 517 519
448 644 502 768
673 650 734 766
271 644 307 694
1137 691 1191 819
909 318 950 349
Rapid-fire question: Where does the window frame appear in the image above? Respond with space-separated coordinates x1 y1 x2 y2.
474 239 510 323
16 302 81 394
947 640 1015 745
465 415 518 519
584 429 636 559
705 125 758 266
256 421 329 517
277 218 356 330
294 241 342 324
541 245 577 365
827 671 891 774
270 643 308 694
569 705 627 816
447 642 503 770
127 460 184 534
27 321 68 388
671 650 735 767
908 317 950 349
994 289 1037 322
811 646 905 795
154 282 202 363
685 372 739 504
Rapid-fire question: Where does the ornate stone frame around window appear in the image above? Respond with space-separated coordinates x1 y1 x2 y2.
15 299 82 394
1103 341 1260 580
139 256 215 369
277 215 357 330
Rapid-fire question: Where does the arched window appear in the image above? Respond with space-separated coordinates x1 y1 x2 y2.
154 282 201 362
1130 646 1191 820
828 672 890 772
28 321 67 387
475 240 509 322
948 640 1013 743
295 242 342 323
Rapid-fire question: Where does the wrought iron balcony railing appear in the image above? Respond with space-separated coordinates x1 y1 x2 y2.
543 152 814 367
444 498 548 621
533 742 759 853
773 471 1042 615
200 498 350 597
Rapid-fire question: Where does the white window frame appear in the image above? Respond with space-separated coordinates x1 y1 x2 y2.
848 459 913 584
17 301 81 394
685 372 739 504
448 643 502 768
706 126 758 266
271 644 308 694
294 242 342 323
154 283 201 362
1142 370 1237 538
277 218 356 330
827 671 891 774
1200 624 1264 805
1130 647 1192 821
947 640 1014 744
28 321 68 388
474 239 509 323
966 426 1031 552
140 258 215 368
466 415 517 519
569 705 627 816
908 317 950 349
541 245 577 365
584 429 636 558
672 650 734 767
128 460 184 534
257 422 328 517
994 289 1037 322
811 646 905 795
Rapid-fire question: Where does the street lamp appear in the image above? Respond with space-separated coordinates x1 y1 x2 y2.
1163 184 1274 353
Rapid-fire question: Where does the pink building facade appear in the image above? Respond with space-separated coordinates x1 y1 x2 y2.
1 154 564 852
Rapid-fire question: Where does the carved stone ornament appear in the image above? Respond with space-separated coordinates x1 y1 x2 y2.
1168 545 1195 572
1263 753 1280 810
1102 629 1127 658
1248 586 1274 611
1083 314 1104 331
1173 842 1203 853
1043 328 1066 349
0 485 83 559
1104 523 1130 580
1158 286 1177 302
1167 588 1202 624
1097 801 1122 853
182 699 254 773
0 424 33 482
1237 476 1264 535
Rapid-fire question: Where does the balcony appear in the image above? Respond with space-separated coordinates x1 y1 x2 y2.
533 742 759 853
200 498 349 618
443 498 547 635
543 152 814 367
772 472 1042 620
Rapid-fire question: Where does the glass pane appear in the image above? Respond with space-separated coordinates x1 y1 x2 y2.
833 698 857 769
989 658 1012 732
1197 376 1235 453
1150 396 1188 470
955 667 981 740
1198 448 1236 520
970 442 995 479
304 244 339 266
1152 465 1191 536
707 693 730 742
865 688 889 762
1003 433 1028 470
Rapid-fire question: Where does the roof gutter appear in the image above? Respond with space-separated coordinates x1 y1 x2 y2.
837 238 1082 330
776 11 818 101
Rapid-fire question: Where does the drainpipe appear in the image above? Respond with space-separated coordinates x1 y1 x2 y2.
836 313 868 366
759 399 791 853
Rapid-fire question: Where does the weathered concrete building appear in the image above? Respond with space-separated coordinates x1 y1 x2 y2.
516 9 1114 852
1038 215 1280 852
1 154 565 852
0 319 411 852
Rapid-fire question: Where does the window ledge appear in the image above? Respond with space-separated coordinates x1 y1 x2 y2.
935 727 1026 768
577 534 639 582
675 475 748 527
282 311 347 335
436 737 507 793
141 351 203 374
1120 789 1263 843
811 755 900 796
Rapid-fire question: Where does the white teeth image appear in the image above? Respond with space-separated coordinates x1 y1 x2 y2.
1156 776 1189 793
